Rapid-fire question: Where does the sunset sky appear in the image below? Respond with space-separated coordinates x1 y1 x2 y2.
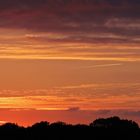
0 0 140 126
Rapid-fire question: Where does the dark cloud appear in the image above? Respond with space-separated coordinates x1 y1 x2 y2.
0 0 139 44
94 110 111 115
67 107 80 112
92 109 140 118
122 110 140 117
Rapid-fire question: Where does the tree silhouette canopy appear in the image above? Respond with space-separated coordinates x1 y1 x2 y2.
90 116 139 129
0 116 140 140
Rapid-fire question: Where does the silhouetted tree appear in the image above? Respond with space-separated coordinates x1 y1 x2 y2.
50 121 67 127
1 122 19 129
90 116 139 130
31 121 49 129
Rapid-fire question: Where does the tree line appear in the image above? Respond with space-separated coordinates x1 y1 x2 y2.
0 116 140 140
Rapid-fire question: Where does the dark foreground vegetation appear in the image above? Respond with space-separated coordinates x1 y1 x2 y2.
0 116 140 140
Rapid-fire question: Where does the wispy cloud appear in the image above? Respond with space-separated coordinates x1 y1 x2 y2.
75 63 123 69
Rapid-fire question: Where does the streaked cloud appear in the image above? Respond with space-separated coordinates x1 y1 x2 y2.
0 0 139 61
0 83 140 110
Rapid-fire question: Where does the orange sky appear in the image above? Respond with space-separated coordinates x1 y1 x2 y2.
0 0 140 126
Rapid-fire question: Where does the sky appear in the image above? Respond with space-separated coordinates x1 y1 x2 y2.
0 0 140 126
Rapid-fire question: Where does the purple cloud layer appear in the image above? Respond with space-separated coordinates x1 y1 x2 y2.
0 0 139 44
